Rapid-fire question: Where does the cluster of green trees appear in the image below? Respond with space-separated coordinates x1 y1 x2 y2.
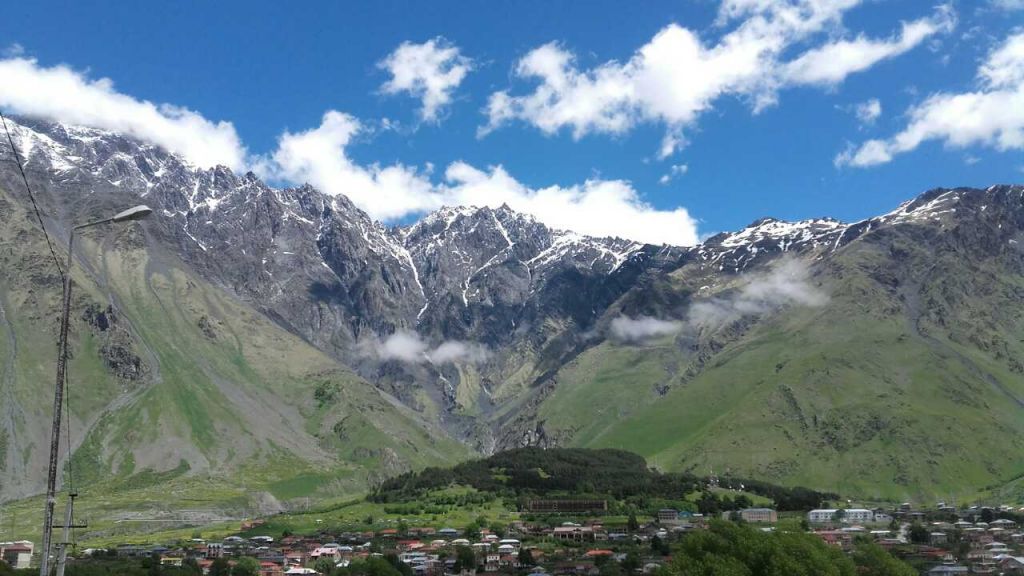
206 557 259 576
658 521 915 576
1 521 921 576
975 507 1023 524
0 555 413 576
317 554 419 576
382 491 497 515
1 556 212 576
592 551 643 576
693 491 755 515
372 448 681 501
0 555 268 576
717 478 836 511
372 448 832 512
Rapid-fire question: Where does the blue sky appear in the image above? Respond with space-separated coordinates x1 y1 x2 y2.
1 0 1022 244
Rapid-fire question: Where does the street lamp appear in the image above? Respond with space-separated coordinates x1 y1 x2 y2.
39 205 152 576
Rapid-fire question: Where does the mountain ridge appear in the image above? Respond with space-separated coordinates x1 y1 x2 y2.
1 116 1023 514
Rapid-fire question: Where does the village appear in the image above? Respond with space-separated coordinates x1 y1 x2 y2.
6 499 1024 575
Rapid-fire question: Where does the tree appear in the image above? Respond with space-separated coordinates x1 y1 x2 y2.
488 521 506 538
517 548 534 567
800 517 811 532
314 558 336 576
661 520 857 576
832 508 846 524
384 554 413 576
453 545 476 573
599 560 622 576
627 512 639 532
143 553 163 576
232 557 259 576
182 558 202 575
908 522 929 544
733 495 752 509
621 551 641 574
669 556 749 576
954 540 971 560
980 508 995 523
851 542 916 576
696 492 721 515
651 535 671 556
346 557 404 576
209 558 231 576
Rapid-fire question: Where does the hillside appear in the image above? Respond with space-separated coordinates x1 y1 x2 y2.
371 447 831 512
526 188 1024 500
0 116 1023 528
0 168 467 506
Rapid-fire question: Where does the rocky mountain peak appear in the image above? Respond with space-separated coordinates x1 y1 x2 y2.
6 115 1024 502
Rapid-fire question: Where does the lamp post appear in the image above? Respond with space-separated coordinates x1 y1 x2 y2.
39 205 152 576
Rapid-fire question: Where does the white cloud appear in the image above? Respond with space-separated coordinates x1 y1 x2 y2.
428 340 490 364
3 44 24 57
782 6 955 86
2 51 699 246
609 315 683 343
990 0 1024 10
837 31 1024 167
481 1 951 157
375 331 429 362
687 259 827 329
854 98 882 125
379 37 472 123
259 111 438 220
440 162 699 245
980 30 1024 89
0 57 246 170
658 163 689 185
371 330 488 364
262 110 700 245
609 260 826 342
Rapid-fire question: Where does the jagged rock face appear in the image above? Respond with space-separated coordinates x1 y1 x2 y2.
5 116 1024 500
10 117 1021 373
0 117 679 441
696 217 847 272
403 204 663 345
9 118 663 355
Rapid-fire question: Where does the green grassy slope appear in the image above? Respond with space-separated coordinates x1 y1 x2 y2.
530 222 1024 501
0 186 469 541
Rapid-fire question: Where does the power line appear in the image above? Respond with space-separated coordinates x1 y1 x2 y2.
64 370 74 493
63 368 76 549
1 112 82 564
0 111 65 282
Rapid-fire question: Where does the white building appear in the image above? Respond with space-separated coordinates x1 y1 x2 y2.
0 541 34 570
807 509 876 523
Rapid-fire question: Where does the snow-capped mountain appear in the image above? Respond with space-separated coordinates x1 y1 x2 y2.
4 115 1024 504
5 117 662 349
1 117 686 447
